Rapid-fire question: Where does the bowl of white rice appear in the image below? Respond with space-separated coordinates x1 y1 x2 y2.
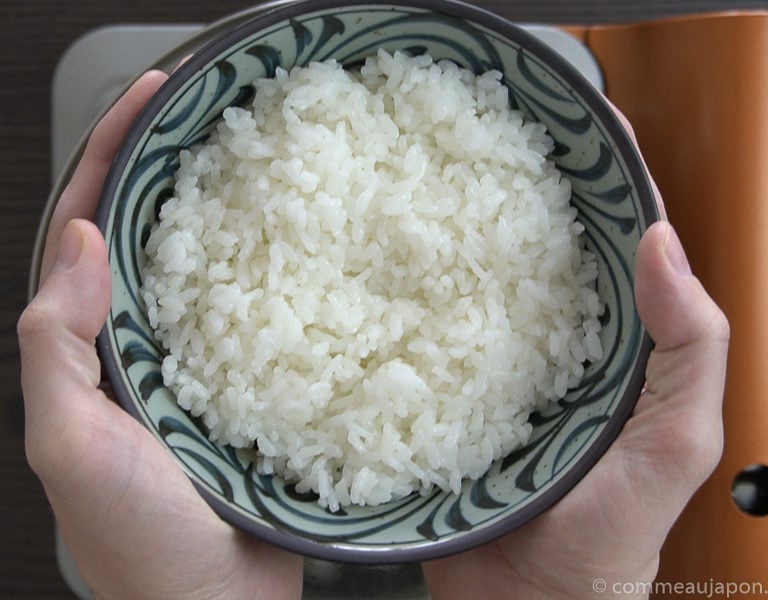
96 0 658 563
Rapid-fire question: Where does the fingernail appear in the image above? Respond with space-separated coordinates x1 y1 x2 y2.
54 221 85 271
663 223 692 276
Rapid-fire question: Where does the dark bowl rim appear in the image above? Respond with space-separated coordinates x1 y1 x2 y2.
95 0 659 563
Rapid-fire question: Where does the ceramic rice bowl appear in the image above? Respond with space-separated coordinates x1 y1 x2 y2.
95 0 658 563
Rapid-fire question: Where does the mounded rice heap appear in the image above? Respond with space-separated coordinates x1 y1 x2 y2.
141 50 603 511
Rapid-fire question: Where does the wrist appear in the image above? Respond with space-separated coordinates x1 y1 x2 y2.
496 557 658 600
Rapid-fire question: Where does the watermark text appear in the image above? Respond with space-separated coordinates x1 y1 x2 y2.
592 578 768 597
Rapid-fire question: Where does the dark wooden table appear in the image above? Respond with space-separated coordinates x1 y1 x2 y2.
3 1 766 597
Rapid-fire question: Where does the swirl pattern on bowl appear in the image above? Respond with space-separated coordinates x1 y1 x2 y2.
96 0 657 562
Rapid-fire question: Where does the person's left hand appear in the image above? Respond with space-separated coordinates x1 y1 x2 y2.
18 71 304 600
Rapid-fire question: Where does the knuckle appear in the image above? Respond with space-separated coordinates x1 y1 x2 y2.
24 436 49 479
674 415 724 482
24 420 61 481
17 300 53 341
709 305 731 342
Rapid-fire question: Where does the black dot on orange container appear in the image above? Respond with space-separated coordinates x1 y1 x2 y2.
731 464 768 517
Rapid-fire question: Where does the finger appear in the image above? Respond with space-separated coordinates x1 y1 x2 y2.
40 69 168 281
545 221 729 566
629 220 729 484
635 220 729 352
19 219 112 470
173 54 194 72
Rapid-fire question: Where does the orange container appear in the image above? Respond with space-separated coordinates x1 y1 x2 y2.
584 12 768 588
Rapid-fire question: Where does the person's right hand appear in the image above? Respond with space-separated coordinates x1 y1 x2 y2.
423 217 729 599
18 71 304 600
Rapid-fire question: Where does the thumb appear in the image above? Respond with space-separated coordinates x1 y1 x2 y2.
628 220 729 490
39 217 111 340
635 220 728 351
18 219 112 471
570 220 730 567
634 220 729 409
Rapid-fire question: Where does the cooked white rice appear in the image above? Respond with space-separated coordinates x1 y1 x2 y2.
140 49 603 511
